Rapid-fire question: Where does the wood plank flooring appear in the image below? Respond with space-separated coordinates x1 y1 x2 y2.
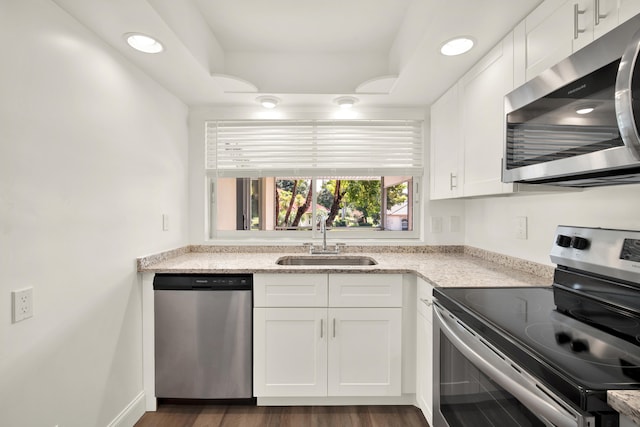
135 404 430 427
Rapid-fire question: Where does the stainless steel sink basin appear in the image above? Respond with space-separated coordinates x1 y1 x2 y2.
276 256 378 266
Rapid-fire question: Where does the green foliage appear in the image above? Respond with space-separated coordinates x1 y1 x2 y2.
343 180 381 225
386 183 407 207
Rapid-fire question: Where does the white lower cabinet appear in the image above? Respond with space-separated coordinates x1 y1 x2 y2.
253 273 403 398
415 278 434 425
328 308 402 396
253 308 327 397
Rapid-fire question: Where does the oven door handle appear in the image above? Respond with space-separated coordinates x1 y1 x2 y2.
434 306 582 427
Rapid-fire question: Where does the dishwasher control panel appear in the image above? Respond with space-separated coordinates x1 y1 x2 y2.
153 274 252 290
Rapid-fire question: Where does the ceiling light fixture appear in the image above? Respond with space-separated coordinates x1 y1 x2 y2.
334 96 359 109
256 96 280 109
440 37 475 56
576 106 595 115
125 33 164 54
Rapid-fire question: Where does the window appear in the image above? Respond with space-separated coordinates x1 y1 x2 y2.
216 176 414 233
207 120 423 239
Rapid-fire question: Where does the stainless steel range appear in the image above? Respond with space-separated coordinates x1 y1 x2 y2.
433 226 640 427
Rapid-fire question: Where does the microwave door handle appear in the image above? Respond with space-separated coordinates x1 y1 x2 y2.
434 307 581 427
615 26 640 161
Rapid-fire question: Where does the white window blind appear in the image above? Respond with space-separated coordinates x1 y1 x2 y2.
206 120 424 177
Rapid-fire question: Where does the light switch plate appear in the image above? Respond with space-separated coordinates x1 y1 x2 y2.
162 214 169 231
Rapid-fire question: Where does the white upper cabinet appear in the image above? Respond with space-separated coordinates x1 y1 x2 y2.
523 0 574 80
592 0 620 40
619 0 640 24
429 0 640 201
523 0 638 81
430 33 516 199
430 84 463 200
460 33 515 197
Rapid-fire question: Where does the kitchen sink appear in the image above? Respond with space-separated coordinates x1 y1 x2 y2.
275 256 378 266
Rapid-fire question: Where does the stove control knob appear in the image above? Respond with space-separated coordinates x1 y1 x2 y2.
555 332 572 344
570 339 589 353
556 235 572 247
571 237 590 250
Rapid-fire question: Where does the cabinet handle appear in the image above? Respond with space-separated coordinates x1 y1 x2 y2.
449 172 457 190
333 318 336 338
595 0 607 26
574 4 586 39
320 318 324 338
420 298 433 307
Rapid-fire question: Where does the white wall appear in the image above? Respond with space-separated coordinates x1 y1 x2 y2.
464 185 640 265
0 1 189 426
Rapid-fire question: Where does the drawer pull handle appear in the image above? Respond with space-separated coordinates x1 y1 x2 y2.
333 318 336 338
320 319 324 338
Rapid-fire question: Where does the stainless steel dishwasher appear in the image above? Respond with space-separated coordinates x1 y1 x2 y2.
153 274 253 400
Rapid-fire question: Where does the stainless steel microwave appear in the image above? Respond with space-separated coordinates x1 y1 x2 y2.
503 13 640 187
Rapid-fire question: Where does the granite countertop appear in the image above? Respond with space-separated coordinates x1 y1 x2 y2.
137 245 640 423
609 391 640 426
137 245 553 288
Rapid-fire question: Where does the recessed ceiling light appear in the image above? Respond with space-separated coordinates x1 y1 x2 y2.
125 33 164 54
334 96 359 109
576 106 595 115
440 37 475 56
256 96 280 109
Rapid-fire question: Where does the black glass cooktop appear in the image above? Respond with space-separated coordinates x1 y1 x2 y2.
434 286 640 411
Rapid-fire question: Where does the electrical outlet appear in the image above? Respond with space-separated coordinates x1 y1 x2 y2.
514 216 528 240
431 216 443 233
12 287 33 323
450 216 461 233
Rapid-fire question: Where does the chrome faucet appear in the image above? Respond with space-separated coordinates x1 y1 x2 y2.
318 212 328 251
302 212 345 254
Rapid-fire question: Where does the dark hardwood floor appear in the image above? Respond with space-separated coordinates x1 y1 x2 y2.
135 404 430 427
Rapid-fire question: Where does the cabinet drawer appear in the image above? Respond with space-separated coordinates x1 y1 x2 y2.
254 274 328 307
328 274 402 307
417 278 434 323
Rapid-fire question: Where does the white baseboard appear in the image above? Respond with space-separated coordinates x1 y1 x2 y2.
107 391 146 427
257 394 415 406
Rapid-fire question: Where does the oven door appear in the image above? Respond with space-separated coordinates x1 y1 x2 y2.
432 303 594 427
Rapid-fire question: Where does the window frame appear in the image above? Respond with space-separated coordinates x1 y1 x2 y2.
208 173 422 241
198 114 427 243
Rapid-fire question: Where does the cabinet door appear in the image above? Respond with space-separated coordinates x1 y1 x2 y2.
573 0 595 52
327 308 402 396
254 273 328 307
416 310 433 425
524 0 574 80
253 308 327 397
461 34 514 197
593 0 619 40
619 0 640 24
328 274 402 308
415 279 434 424
430 84 463 200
